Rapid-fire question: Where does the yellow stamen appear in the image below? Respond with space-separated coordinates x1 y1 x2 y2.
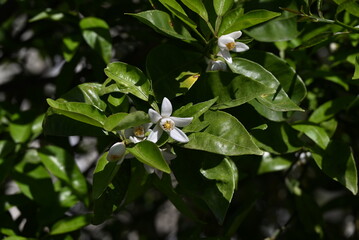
162 121 173 131
133 126 145 137
226 42 236 50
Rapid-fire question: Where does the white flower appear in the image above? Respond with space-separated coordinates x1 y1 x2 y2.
217 31 249 63
207 59 227 71
125 123 152 143
147 97 193 143
106 142 126 164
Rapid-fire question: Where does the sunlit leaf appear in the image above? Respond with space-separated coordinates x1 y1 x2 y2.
127 141 171 173
50 214 92 235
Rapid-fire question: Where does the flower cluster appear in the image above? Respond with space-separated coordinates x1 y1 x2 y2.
106 97 193 175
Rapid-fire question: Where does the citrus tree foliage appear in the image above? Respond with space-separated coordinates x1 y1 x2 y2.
1 0 359 239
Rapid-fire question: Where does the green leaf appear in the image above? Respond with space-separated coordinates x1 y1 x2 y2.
158 0 197 29
229 58 303 112
146 43 202 99
174 97 217 120
309 96 356 123
240 50 306 105
257 154 291 174
180 0 208 21
334 0 359 17
104 111 150 132
43 109 106 136
127 141 171 173
252 122 302 154
9 122 32 143
219 9 281 36
294 32 333 50
213 0 234 17
60 83 107 111
203 70 275 110
29 9 65 22
92 153 122 199
183 111 262 156
50 214 92 235
38 145 88 198
353 56 359 80
104 62 153 102
311 140 358 194
200 157 237 224
128 10 195 41
62 35 81 62
79 17 112 63
291 123 330 149
245 10 299 42
46 99 106 127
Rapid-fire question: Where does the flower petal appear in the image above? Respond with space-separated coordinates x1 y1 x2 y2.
148 108 161 123
233 42 249 52
226 31 242 40
209 60 227 71
161 97 173 117
218 35 234 49
217 49 232 63
147 124 163 143
169 127 189 143
144 164 155 174
171 116 193 127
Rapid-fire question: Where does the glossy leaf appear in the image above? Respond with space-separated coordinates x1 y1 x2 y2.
202 71 275 110
200 157 237 224
128 10 195 41
240 51 306 105
50 214 92 235
180 0 208 21
158 0 197 29
229 58 303 112
183 111 262 156
213 0 234 17
219 9 281 36
174 97 217 120
309 96 356 123
104 62 153 102
245 10 299 42
127 141 171 173
38 145 88 198
104 111 150 132
79 17 112 63
59 83 107 111
291 123 330 149
311 140 358 194
92 153 121 199
47 99 106 127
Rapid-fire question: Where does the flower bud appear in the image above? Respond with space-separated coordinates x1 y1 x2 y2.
107 142 126 163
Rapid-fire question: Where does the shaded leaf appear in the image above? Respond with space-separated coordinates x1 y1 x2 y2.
311 140 358 194
80 17 112 63
104 111 150 132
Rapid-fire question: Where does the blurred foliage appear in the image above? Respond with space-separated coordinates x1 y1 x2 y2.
1 0 359 239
